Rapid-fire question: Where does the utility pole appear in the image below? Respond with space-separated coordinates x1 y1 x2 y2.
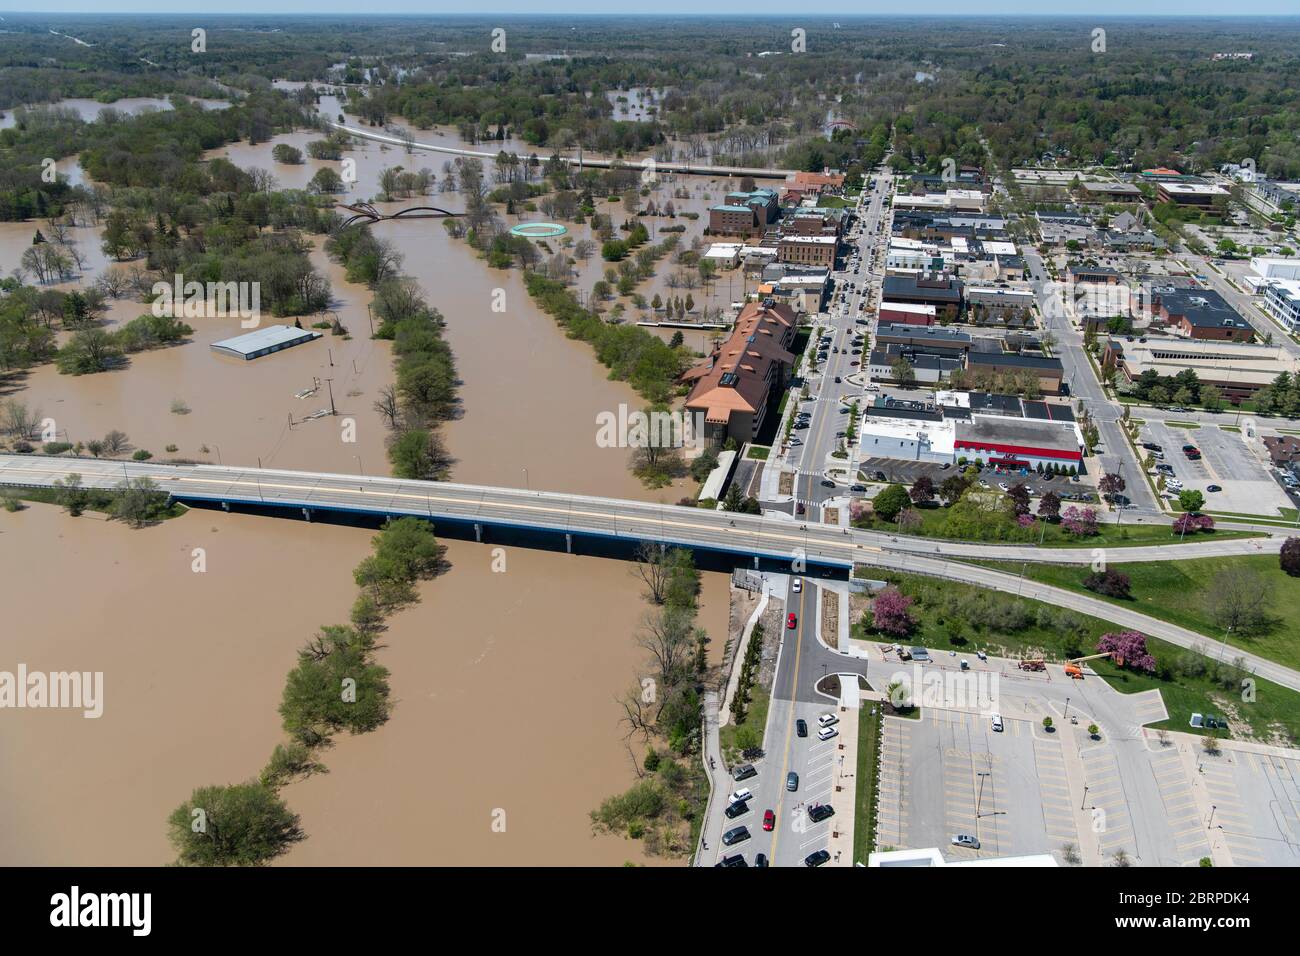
325 378 337 416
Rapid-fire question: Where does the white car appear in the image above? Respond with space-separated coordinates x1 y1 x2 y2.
817 726 839 741
951 833 981 850
991 713 1004 732
728 787 753 805
817 713 839 728
792 578 802 593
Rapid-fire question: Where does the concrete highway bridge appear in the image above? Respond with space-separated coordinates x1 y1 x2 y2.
327 121 796 180
4 453 1296 689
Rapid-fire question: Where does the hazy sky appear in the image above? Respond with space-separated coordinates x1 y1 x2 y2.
4 2 1298 15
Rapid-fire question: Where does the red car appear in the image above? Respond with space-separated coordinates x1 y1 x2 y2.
763 809 776 832
787 612 797 630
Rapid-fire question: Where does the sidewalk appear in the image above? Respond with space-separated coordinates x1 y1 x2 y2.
693 690 728 866
719 579 772 727
825 679 862 866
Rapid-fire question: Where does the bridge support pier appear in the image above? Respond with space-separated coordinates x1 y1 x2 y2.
303 508 311 522
474 523 483 543
753 555 760 570
221 501 229 512
565 533 573 554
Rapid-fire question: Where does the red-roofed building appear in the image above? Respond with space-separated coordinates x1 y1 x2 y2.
683 300 798 446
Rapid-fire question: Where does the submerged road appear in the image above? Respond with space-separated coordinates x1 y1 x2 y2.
4 453 1296 688
326 121 796 180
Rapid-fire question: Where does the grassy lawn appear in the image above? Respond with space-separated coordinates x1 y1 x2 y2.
852 504 1258 548
719 686 769 763
977 554 1300 673
852 569 1300 746
746 445 770 460
1165 421 1201 429
852 705 882 865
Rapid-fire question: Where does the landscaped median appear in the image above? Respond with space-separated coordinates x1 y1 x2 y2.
852 568 1300 747
852 705 882 865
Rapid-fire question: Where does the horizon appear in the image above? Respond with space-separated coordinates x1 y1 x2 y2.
3 5 1300 18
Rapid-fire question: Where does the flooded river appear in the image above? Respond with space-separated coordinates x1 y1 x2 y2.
0 504 728 865
1 111 734 865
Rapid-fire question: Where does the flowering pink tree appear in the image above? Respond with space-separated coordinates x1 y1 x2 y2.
1060 505 1099 537
1097 631 1156 673
870 586 915 637
1016 513 1036 528
1173 513 1215 535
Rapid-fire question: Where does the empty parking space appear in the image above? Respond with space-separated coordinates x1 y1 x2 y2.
1146 749 1212 865
1142 421 1291 516
1200 749 1300 866
875 708 1077 862
1079 744 1137 861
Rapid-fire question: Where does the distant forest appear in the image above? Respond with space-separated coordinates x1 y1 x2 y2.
2 13 1299 211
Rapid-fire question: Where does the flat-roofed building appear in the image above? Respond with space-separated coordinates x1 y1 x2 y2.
777 234 838 268
681 299 797 446
1261 278 1300 331
1156 181 1230 206
955 416 1083 472
1081 181 1142 200
1151 288 1253 341
1102 336 1297 402
882 273 963 320
879 301 937 326
708 188 779 237
875 322 971 354
210 324 322 360
965 351 1065 395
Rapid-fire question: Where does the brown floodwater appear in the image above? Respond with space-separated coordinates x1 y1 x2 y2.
1 121 735 866
0 504 729 865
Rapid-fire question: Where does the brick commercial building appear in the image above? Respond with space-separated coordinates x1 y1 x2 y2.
879 301 937 326
777 234 838 268
965 351 1065 395
1150 288 1254 341
708 188 780 237
681 299 797 446
881 273 964 320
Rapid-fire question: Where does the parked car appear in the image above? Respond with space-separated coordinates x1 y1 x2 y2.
991 713 1004 732
728 787 753 805
817 726 839 741
724 800 750 819
951 833 981 850
1207 484 1222 492
808 803 835 823
722 826 751 846
715 853 747 867
818 713 839 728
732 763 757 782
805 849 831 867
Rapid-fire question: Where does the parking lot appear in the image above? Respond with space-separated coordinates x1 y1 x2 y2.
1141 421 1292 516
876 708 1081 861
1198 747 1300 866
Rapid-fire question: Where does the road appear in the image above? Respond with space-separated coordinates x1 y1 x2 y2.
786 166 893 509
326 121 794 180
706 578 867 867
2 453 1280 567
1024 248 1156 512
